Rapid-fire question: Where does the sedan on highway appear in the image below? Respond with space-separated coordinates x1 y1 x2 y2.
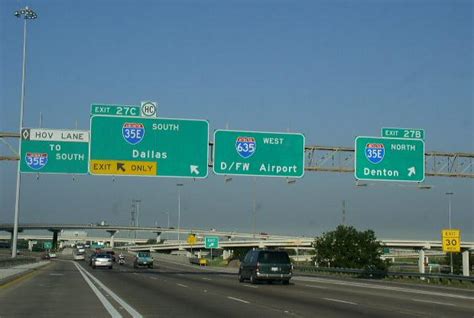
91 254 113 269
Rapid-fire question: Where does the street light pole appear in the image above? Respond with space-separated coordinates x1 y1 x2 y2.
177 184 184 246
12 7 37 258
446 192 454 274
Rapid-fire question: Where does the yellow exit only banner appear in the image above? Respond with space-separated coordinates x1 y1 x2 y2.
442 229 461 253
90 160 157 176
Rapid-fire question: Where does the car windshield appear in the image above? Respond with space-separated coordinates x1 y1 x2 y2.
258 252 290 264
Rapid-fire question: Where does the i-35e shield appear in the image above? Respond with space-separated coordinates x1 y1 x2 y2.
122 123 145 145
25 152 48 170
365 143 385 164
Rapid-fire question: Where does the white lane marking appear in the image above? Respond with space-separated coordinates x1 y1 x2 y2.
227 296 250 304
242 284 258 289
304 284 326 289
74 262 122 318
76 263 143 318
201 277 212 281
149 276 158 280
177 283 188 288
323 298 358 306
294 276 474 301
412 299 455 307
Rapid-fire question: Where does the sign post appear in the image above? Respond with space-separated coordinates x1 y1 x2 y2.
90 116 209 178
20 128 89 174
213 130 305 177
355 136 425 182
205 236 219 261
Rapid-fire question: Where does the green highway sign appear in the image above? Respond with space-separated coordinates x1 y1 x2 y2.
381 127 425 140
91 104 141 117
204 236 219 249
89 115 209 178
20 128 89 174
213 130 305 177
355 136 425 182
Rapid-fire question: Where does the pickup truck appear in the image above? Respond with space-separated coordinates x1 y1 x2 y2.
134 252 154 269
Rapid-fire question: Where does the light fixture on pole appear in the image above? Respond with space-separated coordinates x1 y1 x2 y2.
11 6 37 258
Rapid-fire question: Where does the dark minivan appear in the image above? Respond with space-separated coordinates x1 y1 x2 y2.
238 249 292 284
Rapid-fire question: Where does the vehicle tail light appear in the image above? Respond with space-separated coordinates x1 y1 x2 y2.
256 262 260 272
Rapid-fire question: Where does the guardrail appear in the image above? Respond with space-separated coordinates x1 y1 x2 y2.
0 256 38 268
295 266 474 284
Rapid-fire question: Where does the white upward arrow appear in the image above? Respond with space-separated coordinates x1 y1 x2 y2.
408 167 416 177
190 165 199 175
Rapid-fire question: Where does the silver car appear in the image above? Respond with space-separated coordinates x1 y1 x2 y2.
91 254 113 269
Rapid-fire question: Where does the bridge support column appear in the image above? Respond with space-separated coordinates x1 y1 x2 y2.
462 250 470 277
418 249 425 278
49 229 60 251
223 249 233 260
107 230 117 248
28 240 35 251
155 232 162 243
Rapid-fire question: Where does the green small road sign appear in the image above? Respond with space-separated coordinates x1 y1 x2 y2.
213 130 305 177
355 136 425 182
381 127 425 140
205 236 219 249
91 104 141 117
20 128 89 174
43 241 52 249
90 115 209 178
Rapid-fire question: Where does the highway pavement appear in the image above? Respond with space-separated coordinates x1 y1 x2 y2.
0 255 473 317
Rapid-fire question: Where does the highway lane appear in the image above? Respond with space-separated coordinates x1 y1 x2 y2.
0 256 473 317
0 260 115 317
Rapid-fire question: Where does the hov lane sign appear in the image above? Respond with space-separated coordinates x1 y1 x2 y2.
213 130 305 178
442 229 461 253
20 128 89 174
355 136 425 182
205 236 219 249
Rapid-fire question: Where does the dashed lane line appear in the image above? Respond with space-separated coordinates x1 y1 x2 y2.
412 299 455 307
227 296 250 304
323 298 358 306
177 283 188 288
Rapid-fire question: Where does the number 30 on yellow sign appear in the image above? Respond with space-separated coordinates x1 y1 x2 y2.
442 229 461 252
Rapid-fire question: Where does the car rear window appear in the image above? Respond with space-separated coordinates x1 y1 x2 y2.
96 254 111 258
258 251 290 264
138 252 150 257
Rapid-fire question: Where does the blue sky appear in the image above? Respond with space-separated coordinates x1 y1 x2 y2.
1 0 472 240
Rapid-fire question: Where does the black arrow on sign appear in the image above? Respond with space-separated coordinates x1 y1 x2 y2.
117 162 126 172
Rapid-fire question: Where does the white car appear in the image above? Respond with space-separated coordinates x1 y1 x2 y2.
91 254 113 269
73 252 85 261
